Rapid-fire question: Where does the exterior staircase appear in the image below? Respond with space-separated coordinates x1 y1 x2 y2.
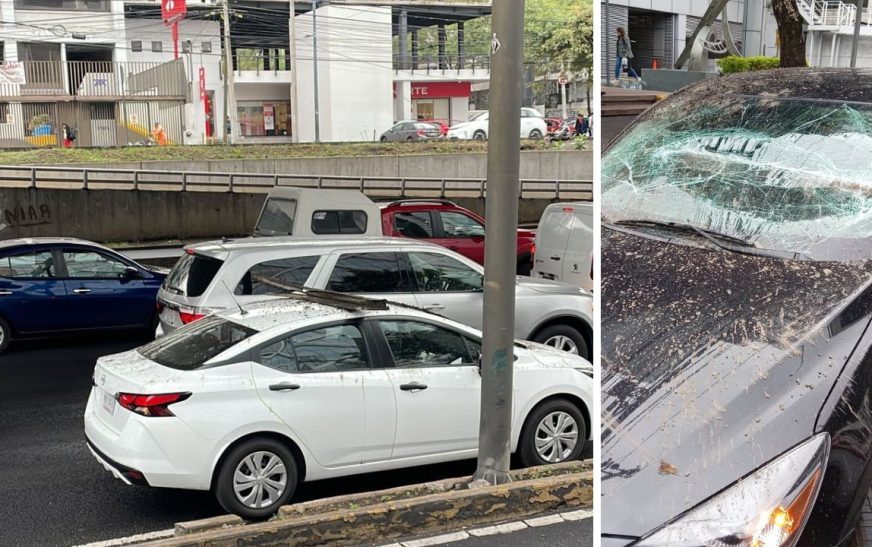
601 86 666 144
796 0 870 34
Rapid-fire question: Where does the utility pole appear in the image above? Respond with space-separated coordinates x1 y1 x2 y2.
289 4 300 142
473 0 524 487
222 0 236 144
312 0 321 142
851 0 862 67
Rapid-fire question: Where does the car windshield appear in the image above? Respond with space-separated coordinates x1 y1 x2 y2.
602 94 872 261
139 315 257 370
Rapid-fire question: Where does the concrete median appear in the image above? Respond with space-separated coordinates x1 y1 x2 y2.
138 461 592 547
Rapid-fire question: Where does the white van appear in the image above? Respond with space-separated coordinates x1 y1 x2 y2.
532 202 593 291
253 188 382 237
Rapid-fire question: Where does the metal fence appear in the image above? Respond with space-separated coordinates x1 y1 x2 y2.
0 165 592 200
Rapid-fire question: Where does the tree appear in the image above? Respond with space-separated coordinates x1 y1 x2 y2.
771 0 807 67
524 0 593 76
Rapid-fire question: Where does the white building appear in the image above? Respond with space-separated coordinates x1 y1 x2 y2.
0 0 492 147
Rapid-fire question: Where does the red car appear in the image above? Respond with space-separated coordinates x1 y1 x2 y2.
420 118 450 137
379 199 536 274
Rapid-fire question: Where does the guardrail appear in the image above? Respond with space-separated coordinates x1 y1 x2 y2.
0 165 592 200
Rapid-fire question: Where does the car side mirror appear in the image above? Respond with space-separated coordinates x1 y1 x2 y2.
120 267 142 281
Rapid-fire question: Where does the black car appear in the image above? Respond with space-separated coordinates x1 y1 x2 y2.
601 69 872 546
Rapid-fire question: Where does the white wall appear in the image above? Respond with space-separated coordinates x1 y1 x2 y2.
294 5 394 142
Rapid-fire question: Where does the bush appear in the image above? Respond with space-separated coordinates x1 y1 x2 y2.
716 56 782 74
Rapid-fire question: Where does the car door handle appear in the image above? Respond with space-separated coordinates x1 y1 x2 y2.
400 382 428 392
73 288 91 294
550 256 562 261
0 290 11 296
269 383 301 392
423 303 445 311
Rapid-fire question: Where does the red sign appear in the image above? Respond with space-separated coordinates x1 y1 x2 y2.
162 0 186 25
411 82 471 99
199 67 206 100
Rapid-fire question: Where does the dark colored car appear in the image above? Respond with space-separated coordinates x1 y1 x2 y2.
0 238 166 353
379 121 442 141
601 69 872 546
379 199 537 275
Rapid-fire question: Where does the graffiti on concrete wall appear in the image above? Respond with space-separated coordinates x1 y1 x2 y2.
3 203 52 228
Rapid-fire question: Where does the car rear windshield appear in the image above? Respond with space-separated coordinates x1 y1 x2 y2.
163 253 223 297
255 198 297 236
138 315 257 370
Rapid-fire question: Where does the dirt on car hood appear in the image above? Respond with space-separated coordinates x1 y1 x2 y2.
600 227 872 538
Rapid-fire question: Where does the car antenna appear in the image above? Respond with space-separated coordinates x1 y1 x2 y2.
221 280 247 316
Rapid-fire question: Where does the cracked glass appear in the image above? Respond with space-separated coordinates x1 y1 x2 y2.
602 95 872 261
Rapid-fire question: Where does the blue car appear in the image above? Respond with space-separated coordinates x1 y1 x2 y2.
0 238 166 353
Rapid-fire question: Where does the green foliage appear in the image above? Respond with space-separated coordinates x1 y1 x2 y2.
572 135 588 150
27 114 51 131
716 56 782 74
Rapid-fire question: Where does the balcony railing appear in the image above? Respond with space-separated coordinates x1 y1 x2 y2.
393 53 491 74
0 60 188 100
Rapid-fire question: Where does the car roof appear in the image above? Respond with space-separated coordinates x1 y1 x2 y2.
186 235 447 258
669 68 872 105
0 237 108 251
217 293 453 334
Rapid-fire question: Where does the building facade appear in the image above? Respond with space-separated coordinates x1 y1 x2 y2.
0 0 492 147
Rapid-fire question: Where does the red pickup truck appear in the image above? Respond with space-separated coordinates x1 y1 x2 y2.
379 199 536 275
254 190 536 275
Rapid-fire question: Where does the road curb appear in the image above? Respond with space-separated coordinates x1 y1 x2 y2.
139 461 592 547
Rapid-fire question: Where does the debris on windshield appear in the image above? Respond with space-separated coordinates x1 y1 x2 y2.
658 461 678 476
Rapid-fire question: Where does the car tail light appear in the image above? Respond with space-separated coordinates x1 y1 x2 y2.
117 392 191 417
179 310 205 324
156 300 164 314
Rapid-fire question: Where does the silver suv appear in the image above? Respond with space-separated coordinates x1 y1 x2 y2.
157 237 594 358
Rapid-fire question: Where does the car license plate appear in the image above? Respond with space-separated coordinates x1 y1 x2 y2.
102 390 116 416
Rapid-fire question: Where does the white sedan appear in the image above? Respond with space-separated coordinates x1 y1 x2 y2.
447 108 548 140
85 293 593 519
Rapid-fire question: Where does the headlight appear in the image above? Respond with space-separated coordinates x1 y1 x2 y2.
637 433 829 547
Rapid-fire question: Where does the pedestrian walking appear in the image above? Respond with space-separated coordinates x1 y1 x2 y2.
616 27 640 80
575 112 588 136
61 124 76 148
152 122 168 146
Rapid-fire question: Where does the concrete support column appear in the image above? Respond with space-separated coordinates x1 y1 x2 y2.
438 23 447 68
394 80 412 122
831 33 838 66
398 8 408 70
411 29 419 69
458 21 465 67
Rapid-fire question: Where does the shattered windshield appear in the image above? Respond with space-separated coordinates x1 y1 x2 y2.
602 95 872 261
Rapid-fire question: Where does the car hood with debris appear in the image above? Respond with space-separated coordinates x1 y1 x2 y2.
600 228 872 539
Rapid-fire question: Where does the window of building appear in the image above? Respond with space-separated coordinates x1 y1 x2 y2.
131 41 142 52
0 103 9 124
14 0 109 11
182 41 192 54
151 41 162 53
201 41 212 53
237 101 291 137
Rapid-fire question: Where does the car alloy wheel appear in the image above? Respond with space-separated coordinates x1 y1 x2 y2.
0 316 10 354
473 130 487 140
544 334 578 354
519 398 586 467
535 410 579 462
233 451 287 509
530 129 543 139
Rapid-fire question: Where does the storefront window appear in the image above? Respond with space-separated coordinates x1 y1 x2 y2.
237 101 291 137
413 98 449 122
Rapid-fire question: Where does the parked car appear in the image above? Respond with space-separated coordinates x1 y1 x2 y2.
447 108 547 140
545 117 564 134
420 118 450 136
85 292 593 519
379 121 442 141
0 237 165 353
601 69 872 546
156 237 593 358
253 189 537 274
532 202 593 292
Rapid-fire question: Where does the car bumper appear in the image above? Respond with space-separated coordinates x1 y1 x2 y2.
83 388 214 491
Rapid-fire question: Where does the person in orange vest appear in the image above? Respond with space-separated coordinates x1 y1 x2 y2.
152 122 168 146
